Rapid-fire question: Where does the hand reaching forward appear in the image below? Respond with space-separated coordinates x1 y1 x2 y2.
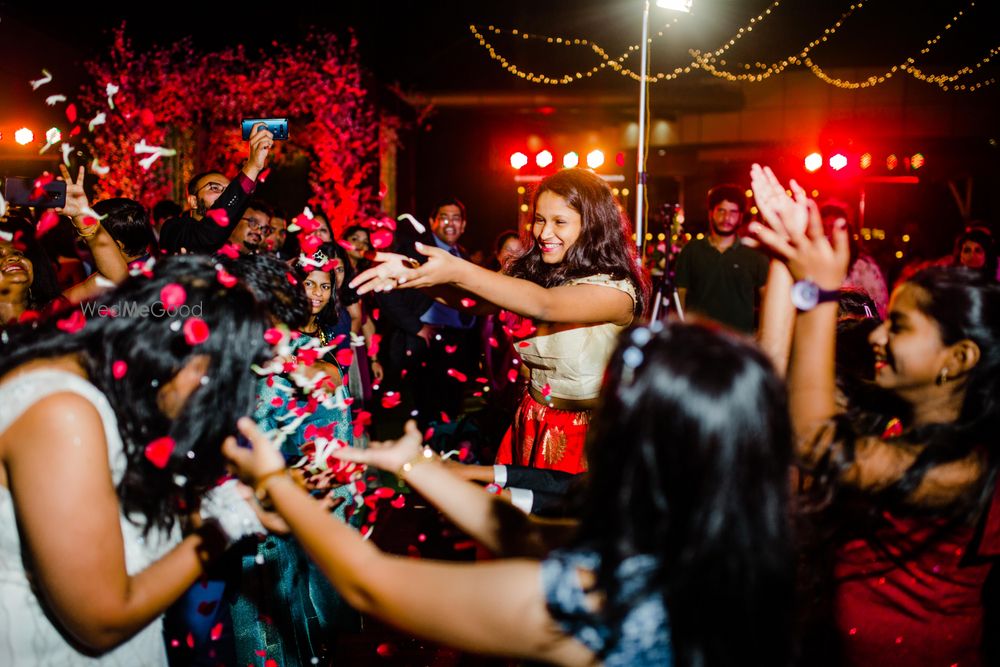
331 419 425 476
221 417 287 489
349 242 463 295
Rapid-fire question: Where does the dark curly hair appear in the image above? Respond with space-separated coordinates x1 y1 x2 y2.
505 169 648 316
0 255 270 533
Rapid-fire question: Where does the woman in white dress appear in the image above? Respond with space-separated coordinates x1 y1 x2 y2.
0 255 271 665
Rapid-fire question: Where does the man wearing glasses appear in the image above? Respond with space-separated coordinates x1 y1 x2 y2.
674 184 768 333
159 125 273 255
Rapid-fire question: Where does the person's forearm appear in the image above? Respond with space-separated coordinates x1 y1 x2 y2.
264 474 385 611
450 262 557 321
405 462 546 557
70 529 220 651
787 302 839 447
757 260 795 377
75 217 129 283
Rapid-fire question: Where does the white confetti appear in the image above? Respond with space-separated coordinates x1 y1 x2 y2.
61 143 74 166
0 190 6 218
105 82 119 109
45 94 66 106
88 112 106 132
90 158 110 176
398 213 426 235
30 69 52 90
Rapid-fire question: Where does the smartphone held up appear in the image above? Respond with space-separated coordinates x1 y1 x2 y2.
241 118 289 141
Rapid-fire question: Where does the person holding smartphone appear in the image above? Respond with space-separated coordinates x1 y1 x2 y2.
159 124 273 255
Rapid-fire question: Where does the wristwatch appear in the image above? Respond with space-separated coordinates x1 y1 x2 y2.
790 279 840 311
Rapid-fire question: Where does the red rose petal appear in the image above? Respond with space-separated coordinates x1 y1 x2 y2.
446 368 467 383
159 283 187 310
507 369 519 383
335 348 354 367
112 360 128 379
390 495 406 509
206 209 229 227
144 436 175 468
370 229 393 249
264 328 284 345
56 310 86 333
541 383 552 397
217 243 240 259
182 317 210 345
210 622 223 641
216 267 238 288
381 392 401 409
36 210 60 237
460 298 477 308
444 345 458 354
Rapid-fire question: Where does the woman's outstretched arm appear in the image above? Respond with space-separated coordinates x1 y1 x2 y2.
223 418 592 665
332 420 578 558
352 244 633 325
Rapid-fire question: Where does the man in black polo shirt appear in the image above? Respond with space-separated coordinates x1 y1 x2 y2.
674 184 768 333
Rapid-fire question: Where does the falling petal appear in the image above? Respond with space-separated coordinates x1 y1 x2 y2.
159 283 187 309
56 310 86 333
397 213 425 235
112 360 128 379
216 267 238 288
444 345 458 354
380 392 402 409
30 69 52 90
45 94 66 106
446 368 467 383
206 209 229 227
65 103 77 123
183 317 210 345
36 210 60 237
144 436 175 468
88 112 106 132
370 229 393 249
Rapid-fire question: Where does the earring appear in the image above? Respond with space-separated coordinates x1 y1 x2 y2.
937 367 950 385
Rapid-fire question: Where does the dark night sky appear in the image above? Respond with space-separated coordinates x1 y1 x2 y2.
2 0 997 99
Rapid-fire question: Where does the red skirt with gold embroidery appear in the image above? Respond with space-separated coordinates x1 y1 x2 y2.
495 391 590 474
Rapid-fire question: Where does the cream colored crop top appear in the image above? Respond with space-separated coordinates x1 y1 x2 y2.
516 274 637 401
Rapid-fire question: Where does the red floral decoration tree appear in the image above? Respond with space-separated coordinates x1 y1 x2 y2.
77 26 390 229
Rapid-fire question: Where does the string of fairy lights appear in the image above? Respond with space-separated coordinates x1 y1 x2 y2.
468 0 997 92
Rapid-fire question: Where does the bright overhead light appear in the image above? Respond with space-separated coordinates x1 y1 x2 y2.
535 150 553 168
509 152 528 170
586 149 605 169
14 128 34 145
563 151 579 168
804 152 823 172
656 0 693 12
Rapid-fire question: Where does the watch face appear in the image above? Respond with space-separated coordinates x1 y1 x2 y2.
791 280 820 310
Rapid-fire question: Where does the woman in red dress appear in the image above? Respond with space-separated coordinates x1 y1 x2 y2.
351 169 648 473
750 164 1000 666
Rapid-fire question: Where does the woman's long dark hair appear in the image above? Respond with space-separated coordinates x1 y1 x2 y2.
505 169 649 316
0 255 270 533
576 321 794 666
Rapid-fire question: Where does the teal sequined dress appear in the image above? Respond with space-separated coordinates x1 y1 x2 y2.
229 336 362 666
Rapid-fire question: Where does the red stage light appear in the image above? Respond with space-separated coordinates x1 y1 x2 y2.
886 154 898 170
911 153 925 169
535 150 553 168
615 152 626 167
510 152 528 169
860 153 872 169
829 153 848 171
804 152 823 172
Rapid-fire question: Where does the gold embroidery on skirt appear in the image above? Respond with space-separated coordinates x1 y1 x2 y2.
540 427 568 466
